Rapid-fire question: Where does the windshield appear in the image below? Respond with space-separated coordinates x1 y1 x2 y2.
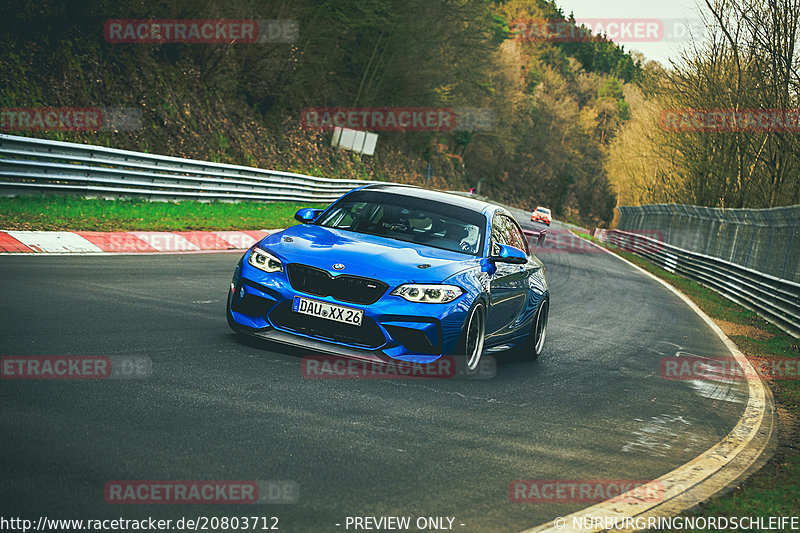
536 207 550 214
316 190 486 256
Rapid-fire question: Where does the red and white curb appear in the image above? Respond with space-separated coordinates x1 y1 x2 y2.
0 230 280 254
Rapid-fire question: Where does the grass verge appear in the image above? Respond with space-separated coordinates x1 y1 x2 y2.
574 231 800 529
0 195 326 231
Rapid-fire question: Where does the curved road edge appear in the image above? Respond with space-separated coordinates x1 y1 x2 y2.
522 234 778 533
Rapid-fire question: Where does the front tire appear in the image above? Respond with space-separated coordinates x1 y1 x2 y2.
530 299 549 359
226 285 241 333
460 301 486 372
514 299 549 361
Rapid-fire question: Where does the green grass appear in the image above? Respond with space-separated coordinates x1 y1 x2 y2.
0 195 326 231
574 231 800 530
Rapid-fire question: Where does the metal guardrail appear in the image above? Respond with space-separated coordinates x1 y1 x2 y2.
595 229 800 338
0 134 375 203
618 203 800 284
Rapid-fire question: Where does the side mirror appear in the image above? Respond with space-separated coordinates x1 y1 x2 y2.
489 244 528 264
294 208 323 224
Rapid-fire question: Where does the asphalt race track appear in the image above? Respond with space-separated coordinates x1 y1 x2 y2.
0 216 750 532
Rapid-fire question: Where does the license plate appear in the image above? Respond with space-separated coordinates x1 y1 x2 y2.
292 297 363 326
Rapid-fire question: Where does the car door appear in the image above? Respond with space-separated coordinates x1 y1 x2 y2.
485 214 531 341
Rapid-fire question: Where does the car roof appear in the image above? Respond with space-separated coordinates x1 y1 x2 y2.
358 183 500 214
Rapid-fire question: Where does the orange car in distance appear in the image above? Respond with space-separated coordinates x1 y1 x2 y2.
530 206 552 225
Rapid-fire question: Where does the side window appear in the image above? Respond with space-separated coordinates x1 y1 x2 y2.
491 215 528 255
506 217 529 255
491 214 510 255
319 202 366 229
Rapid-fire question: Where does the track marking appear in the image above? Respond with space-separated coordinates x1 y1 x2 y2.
6 230 104 253
0 231 33 252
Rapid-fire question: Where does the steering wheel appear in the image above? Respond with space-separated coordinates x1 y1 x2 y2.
383 220 411 233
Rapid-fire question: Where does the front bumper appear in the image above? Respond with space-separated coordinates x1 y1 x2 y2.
228 259 473 364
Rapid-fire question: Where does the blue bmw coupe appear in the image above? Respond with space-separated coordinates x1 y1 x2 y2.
227 184 549 371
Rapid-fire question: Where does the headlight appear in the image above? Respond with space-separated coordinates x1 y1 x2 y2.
390 284 463 303
247 247 282 273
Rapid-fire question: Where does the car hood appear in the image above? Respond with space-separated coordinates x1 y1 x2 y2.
258 224 480 284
